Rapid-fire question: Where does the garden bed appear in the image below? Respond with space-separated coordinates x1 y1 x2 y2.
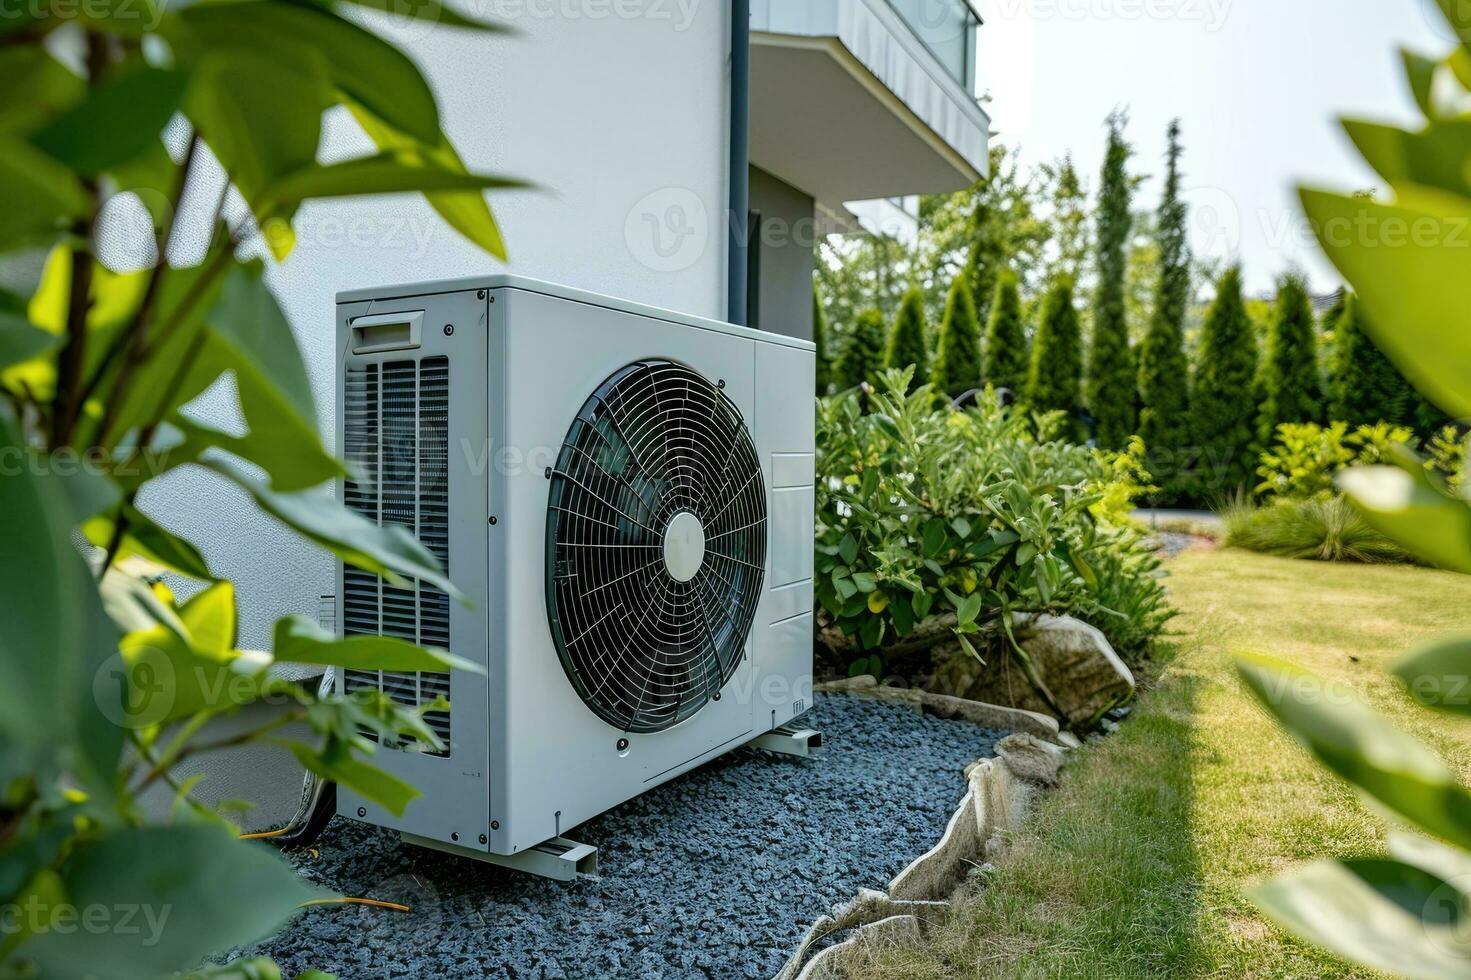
240 694 1005 979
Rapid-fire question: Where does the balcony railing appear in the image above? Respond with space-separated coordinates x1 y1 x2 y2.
885 0 980 91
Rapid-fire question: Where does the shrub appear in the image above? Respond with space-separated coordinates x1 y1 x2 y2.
1328 293 1412 427
1257 275 1323 441
1425 424 1469 491
1190 266 1260 497
814 370 1171 676
1026 275 1084 440
814 286 832 396
983 267 1029 395
1086 111 1137 449
836 308 887 391
933 275 983 399
1137 120 1192 493
1073 524 1177 663
1223 496 1412 564
885 286 930 388
1255 421 1414 500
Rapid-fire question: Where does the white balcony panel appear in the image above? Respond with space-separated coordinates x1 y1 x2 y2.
749 0 990 211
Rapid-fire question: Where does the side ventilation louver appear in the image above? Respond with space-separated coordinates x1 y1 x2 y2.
341 356 452 756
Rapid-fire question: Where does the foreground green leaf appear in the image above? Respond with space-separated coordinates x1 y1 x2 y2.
1338 464 1471 575
1250 857 1471 979
283 740 419 816
273 615 480 674
0 416 114 751
1300 187 1471 420
204 457 460 598
0 139 88 250
14 825 325 980
350 102 508 260
1396 633 1471 717
31 65 187 175
1237 653 1471 849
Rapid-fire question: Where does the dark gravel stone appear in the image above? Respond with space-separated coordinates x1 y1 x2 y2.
245 693 1003 979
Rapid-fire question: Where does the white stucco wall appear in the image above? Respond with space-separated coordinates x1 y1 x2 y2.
151 8 733 651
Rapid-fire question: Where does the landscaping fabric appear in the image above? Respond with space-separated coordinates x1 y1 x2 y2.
243 693 1003 979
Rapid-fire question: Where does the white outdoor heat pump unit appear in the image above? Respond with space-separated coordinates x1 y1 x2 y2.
332 275 817 879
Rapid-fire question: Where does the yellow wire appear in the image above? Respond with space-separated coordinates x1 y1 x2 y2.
303 897 411 913
239 827 293 840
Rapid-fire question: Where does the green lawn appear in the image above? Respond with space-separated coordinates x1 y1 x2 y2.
857 546 1471 979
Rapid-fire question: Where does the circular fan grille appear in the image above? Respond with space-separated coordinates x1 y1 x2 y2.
545 360 767 734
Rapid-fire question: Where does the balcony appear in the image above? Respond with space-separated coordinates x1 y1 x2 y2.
886 0 981 91
748 0 991 221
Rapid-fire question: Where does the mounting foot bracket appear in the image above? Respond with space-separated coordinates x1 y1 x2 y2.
750 725 823 758
401 832 599 882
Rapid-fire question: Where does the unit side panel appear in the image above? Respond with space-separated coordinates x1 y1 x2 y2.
334 289 493 850
752 342 817 732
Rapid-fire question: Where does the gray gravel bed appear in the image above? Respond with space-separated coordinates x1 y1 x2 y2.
245 693 1003 979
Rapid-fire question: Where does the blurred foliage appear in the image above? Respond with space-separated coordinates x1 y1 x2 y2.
1236 5 1471 974
0 4 512 977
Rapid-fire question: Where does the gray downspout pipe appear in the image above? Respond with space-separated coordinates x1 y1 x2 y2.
728 0 750 327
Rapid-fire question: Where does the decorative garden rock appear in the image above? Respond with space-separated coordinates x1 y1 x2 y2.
994 732 1067 786
774 687 1076 980
929 614 1135 729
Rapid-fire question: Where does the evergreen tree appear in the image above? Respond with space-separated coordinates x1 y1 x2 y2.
1043 154 1089 285
1026 275 1084 440
1191 266 1259 496
983 268 1029 396
1258 274 1323 440
1329 293 1412 426
1086 111 1137 448
932 275 983 399
1137 120 1192 487
836 308 886 391
813 285 832 397
884 287 930 388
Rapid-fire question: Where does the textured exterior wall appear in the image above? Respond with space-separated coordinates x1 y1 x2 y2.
149 9 733 651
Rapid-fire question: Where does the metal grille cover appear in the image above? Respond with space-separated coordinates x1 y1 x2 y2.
341 356 452 755
545 360 767 734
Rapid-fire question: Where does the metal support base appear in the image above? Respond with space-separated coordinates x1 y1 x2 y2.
401 832 599 882
750 725 823 758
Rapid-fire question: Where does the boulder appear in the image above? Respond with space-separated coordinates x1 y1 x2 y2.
994 732 1066 786
928 614 1134 730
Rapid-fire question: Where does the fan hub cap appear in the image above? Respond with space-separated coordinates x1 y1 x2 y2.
662 510 706 582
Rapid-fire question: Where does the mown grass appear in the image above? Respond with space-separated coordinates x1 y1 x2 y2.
853 547 1471 979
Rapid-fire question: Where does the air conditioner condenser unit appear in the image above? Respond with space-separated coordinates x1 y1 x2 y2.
332 276 816 877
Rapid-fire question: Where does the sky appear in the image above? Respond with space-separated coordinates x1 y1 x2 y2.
971 0 1451 295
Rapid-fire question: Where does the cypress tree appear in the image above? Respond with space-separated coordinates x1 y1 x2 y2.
1087 111 1137 448
884 287 929 388
1191 266 1259 496
983 268 1029 396
1137 120 1192 480
1258 274 1322 440
1026 275 1084 440
933 275 983 399
836 308 886 391
1329 293 1412 426
813 286 832 397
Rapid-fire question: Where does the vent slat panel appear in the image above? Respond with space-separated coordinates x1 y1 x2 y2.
342 356 453 757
